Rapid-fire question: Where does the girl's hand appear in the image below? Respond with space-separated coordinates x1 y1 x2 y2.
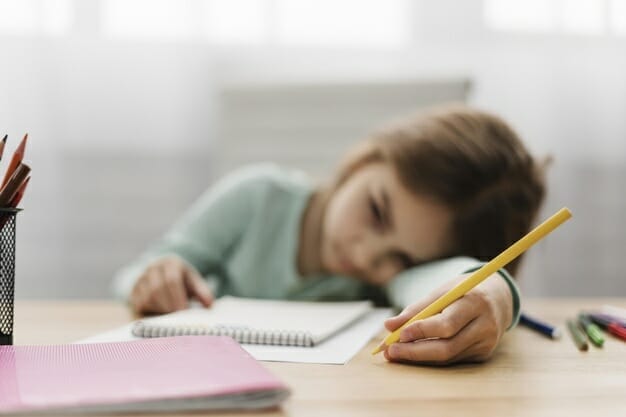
383 273 513 365
130 256 214 315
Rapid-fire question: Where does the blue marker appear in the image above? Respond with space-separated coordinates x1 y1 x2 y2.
519 312 561 339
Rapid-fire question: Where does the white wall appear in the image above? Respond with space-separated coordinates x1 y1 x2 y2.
2 0 625 298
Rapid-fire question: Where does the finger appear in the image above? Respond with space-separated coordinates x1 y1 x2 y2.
184 268 213 307
384 292 444 332
131 277 155 314
143 270 170 313
385 341 482 366
385 274 479 332
162 261 189 311
151 264 178 312
157 273 178 312
451 344 493 364
130 281 147 314
397 296 480 342
384 317 483 365
132 267 163 313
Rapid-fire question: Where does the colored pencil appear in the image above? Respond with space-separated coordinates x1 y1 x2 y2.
0 163 30 206
0 134 7 161
1 133 27 189
9 176 29 208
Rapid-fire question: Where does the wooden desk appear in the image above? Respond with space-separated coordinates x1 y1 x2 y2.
12 299 626 417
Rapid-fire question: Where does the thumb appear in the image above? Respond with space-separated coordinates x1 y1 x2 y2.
384 274 470 332
184 269 214 307
384 284 453 332
385 298 435 332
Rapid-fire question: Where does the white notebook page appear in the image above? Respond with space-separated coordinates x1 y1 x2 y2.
78 309 392 365
133 296 374 345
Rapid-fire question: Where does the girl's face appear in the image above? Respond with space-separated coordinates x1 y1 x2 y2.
321 162 453 285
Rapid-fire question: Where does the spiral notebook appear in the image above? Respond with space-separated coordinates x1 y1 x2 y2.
132 296 373 347
0 336 290 415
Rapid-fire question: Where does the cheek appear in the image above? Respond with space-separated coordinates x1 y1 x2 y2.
370 261 403 285
321 193 368 268
323 192 365 241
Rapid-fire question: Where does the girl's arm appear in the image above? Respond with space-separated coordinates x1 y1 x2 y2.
112 167 263 304
383 256 521 365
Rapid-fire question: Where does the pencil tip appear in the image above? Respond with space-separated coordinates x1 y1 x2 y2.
15 133 28 152
1 134 6 142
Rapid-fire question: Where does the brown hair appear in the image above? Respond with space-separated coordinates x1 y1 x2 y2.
331 104 546 276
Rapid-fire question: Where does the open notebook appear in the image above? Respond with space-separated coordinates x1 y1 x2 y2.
132 296 374 347
0 336 290 415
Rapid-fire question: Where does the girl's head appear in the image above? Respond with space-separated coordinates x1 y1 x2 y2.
320 105 546 285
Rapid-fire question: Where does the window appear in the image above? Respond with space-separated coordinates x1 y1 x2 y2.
102 0 411 46
201 0 267 44
0 0 72 36
610 0 626 35
273 0 410 47
0 0 412 47
100 0 412 47
484 0 626 36
101 0 200 41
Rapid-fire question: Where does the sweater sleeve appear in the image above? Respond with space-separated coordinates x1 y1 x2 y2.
385 256 522 331
111 167 263 301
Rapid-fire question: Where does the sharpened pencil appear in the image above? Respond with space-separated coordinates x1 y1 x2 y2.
0 134 7 161
1 133 27 189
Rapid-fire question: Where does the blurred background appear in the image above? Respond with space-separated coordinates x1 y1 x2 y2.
1 0 625 299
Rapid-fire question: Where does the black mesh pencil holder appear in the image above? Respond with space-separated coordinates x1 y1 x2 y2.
0 208 20 345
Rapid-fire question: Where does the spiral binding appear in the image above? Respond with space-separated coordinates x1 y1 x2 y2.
132 322 315 347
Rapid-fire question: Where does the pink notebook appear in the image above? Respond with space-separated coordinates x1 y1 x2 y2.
0 336 290 414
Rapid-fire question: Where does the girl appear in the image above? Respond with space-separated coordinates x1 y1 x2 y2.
113 105 545 365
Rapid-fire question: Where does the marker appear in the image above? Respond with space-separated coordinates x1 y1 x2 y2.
589 312 626 328
587 313 626 342
519 312 561 339
566 319 588 351
577 314 604 347
599 305 626 322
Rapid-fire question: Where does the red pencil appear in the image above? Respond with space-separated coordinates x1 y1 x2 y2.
1 133 28 189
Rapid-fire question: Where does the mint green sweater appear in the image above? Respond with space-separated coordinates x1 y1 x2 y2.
113 164 520 328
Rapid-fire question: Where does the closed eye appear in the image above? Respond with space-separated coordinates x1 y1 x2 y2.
369 197 383 227
394 252 414 269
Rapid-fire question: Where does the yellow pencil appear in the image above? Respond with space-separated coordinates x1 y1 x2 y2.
372 207 573 355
